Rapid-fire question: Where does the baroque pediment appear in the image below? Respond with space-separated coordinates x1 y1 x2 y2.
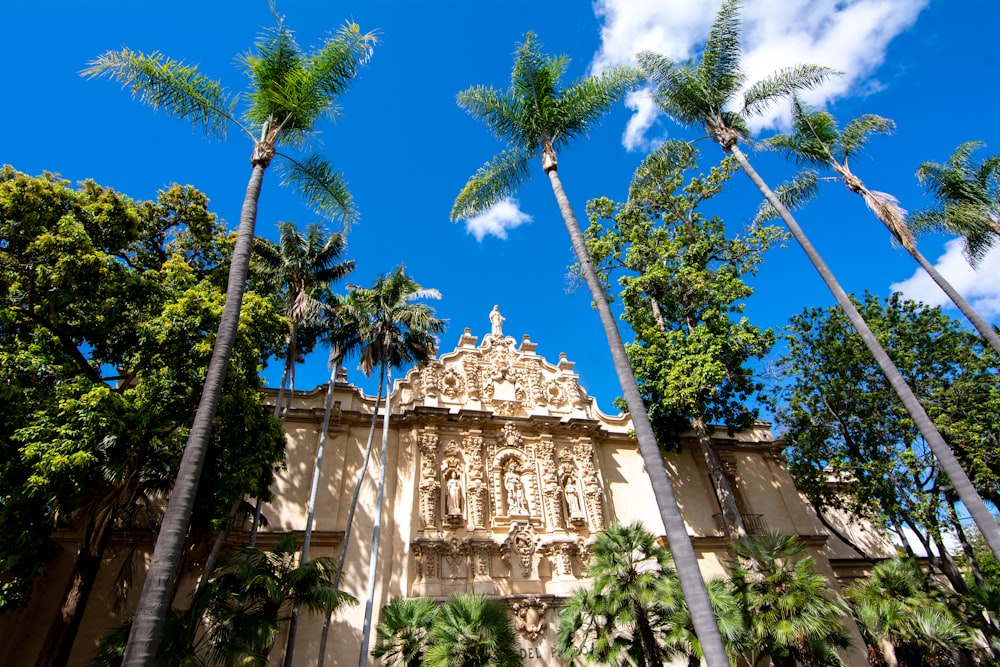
395 306 601 420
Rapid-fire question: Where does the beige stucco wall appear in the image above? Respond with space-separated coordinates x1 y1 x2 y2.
1 323 893 667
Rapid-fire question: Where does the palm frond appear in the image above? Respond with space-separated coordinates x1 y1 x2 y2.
556 66 640 147
82 49 237 140
278 153 357 227
699 0 745 103
840 114 895 159
742 64 836 117
451 149 533 221
456 85 527 148
755 170 819 223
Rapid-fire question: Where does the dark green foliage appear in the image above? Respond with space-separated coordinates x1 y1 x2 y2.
585 140 782 446
0 168 286 609
373 594 521 667
727 531 852 667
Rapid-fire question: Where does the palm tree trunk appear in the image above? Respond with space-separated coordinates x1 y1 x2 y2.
634 599 664 667
692 416 746 538
907 243 1000 356
123 162 267 667
317 368 384 667
359 366 392 667
544 163 731 667
283 357 341 667
729 144 1000 562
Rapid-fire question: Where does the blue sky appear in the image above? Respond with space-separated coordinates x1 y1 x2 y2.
6 0 999 416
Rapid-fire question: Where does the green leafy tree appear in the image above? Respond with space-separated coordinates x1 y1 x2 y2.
423 593 523 667
83 13 374 663
771 292 1000 656
0 169 285 666
450 32 730 666
757 100 1000 356
637 0 1000 562
371 596 440 667
727 531 852 667
586 140 783 537
915 141 1000 265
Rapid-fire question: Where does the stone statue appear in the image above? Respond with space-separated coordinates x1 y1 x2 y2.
446 471 463 516
505 467 527 514
489 305 505 338
564 477 583 518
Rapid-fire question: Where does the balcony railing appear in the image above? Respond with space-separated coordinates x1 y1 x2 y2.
712 513 767 536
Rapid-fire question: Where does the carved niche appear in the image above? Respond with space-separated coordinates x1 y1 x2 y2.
441 440 466 526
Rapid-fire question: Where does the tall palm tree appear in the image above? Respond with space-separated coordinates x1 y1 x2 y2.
422 593 523 667
916 140 1000 265
249 222 353 550
281 295 362 667
84 13 375 663
757 100 1000 356
637 0 1000 562
254 222 355 423
344 267 444 666
371 596 440 667
450 33 730 667
727 531 852 667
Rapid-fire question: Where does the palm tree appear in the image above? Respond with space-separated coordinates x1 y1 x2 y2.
556 522 747 667
916 140 1000 265
637 0 1000 562
84 13 375 663
450 33 730 667
846 557 972 666
343 267 444 666
757 100 1000 356
422 593 523 667
201 535 355 666
727 531 852 667
254 222 355 424
371 596 440 667
249 223 354 552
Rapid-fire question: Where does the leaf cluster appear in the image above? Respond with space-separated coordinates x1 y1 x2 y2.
0 168 286 608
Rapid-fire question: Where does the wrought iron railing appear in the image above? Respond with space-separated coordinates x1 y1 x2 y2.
712 513 767 536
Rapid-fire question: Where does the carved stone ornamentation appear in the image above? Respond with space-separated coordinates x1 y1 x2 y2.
546 542 576 577
463 435 487 528
440 368 464 398
537 439 562 529
418 433 440 528
511 597 549 641
574 439 605 530
501 522 537 577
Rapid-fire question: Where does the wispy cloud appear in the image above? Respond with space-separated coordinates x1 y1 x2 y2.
461 198 532 241
890 239 1000 319
592 0 927 144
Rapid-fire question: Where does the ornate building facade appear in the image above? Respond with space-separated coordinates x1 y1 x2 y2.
2 309 891 666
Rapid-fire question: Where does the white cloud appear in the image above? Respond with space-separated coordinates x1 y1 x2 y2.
591 0 927 144
890 238 1000 319
622 88 664 152
461 198 532 241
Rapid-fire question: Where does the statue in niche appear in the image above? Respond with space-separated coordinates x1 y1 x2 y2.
490 304 505 338
505 465 528 515
564 476 584 519
446 471 464 516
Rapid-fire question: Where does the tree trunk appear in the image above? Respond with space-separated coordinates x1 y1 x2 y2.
283 358 341 667
123 162 267 667
907 243 1000 356
358 366 392 667
692 416 746 538
544 163 730 667
35 502 118 667
317 367 384 667
634 599 664 667
729 144 1000 562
